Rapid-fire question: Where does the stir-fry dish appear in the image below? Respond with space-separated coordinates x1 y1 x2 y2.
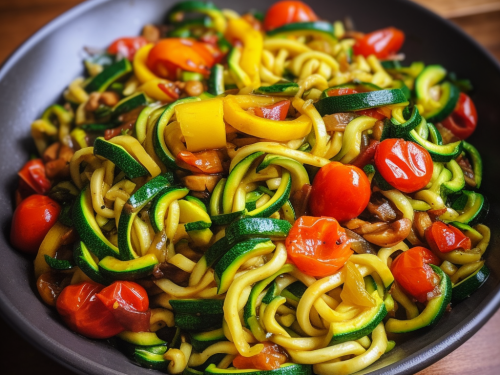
11 1 491 374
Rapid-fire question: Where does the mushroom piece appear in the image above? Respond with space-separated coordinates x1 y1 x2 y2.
362 218 412 247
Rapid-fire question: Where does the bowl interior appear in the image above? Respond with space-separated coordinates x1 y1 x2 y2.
0 1 499 374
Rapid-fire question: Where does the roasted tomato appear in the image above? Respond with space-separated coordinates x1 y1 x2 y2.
374 138 433 193
425 221 471 253
263 1 318 31
353 27 405 59
285 216 353 277
10 194 61 254
108 36 148 60
391 246 442 303
254 100 290 121
309 162 371 222
441 92 478 139
233 342 288 370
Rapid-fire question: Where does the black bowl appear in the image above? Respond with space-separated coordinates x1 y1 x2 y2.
1 1 499 374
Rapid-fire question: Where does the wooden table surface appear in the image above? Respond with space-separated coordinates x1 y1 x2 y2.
1 1 500 374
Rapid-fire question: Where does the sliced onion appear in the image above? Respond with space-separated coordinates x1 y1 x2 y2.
345 228 377 254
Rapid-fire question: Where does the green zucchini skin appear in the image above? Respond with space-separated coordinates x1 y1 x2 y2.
149 187 190 233
254 82 299 97
134 349 170 371
208 64 225 96
111 92 148 120
452 264 490 304
44 255 74 270
73 241 111 285
85 58 132 93
174 313 223 331
189 328 227 352
225 218 292 245
203 363 313 375
463 141 483 188
94 138 149 179
170 299 224 315
314 89 407 116
98 255 158 280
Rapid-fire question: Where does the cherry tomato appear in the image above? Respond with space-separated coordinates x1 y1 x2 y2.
350 139 380 169
374 138 433 193
425 221 471 253
56 282 124 339
233 342 288 370
108 36 148 60
285 216 353 277
357 109 386 120
441 93 478 139
353 27 405 59
96 281 150 332
176 150 223 174
147 38 213 79
391 246 441 303
18 159 51 195
254 100 290 121
309 162 371 222
264 1 318 31
10 194 61 254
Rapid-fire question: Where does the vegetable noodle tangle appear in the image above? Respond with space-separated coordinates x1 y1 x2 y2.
13 1 490 375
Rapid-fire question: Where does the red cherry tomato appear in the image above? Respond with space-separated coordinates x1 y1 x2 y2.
147 38 213 79
18 159 51 195
263 1 318 31
425 221 471 253
10 194 61 254
285 216 353 277
309 162 371 222
353 27 405 59
254 100 290 121
108 36 148 60
374 139 433 193
441 93 478 139
391 247 441 303
233 342 288 370
96 281 150 332
56 282 124 339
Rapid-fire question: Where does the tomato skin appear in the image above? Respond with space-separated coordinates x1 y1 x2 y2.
374 139 433 193
391 247 441 303
441 93 478 139
326 88 358 97
108 36 148 60
285 216 353 277
96 281 150 332
254 100 290 121
18 159 51 195
147 38 213 79
353 27 405 59
176 150 223 174
425 221 471 253
309 162 371 222
10 194 61 254
264 1 318 31
56 282 124 339
233 342 288 370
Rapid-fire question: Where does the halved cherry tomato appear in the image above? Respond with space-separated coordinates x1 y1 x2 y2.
56 282 124 339
353 27 405 59
441 93 478 140
254 100 290 121
374 138 433 193
108 36 148 60
391 246 442 303
425 221 471 253
264 1 318 31
147 38 213 79
10 194 61 254
309 162 371 222
233 342 288 370
285 216 353 277
357 109 386 120
96 281 150 332
18 159 51 195
176 150 223 174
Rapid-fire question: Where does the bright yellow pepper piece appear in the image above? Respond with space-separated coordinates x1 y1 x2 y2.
223 96 312 142
133 44 162 84
175 98 227 152
138 78 175 102
225 18 263 88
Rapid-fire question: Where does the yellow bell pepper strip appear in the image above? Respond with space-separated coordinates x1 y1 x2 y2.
225 18 263 88
223 96 312 142
133 44 162 83
139 78 176 102
175 98 227 152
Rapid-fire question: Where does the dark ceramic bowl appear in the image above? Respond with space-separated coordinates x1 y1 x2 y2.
1 0 499 374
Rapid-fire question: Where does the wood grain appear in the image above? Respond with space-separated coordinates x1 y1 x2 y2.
1 1 499 374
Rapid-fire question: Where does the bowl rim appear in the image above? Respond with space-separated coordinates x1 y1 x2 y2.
1 1 500 374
